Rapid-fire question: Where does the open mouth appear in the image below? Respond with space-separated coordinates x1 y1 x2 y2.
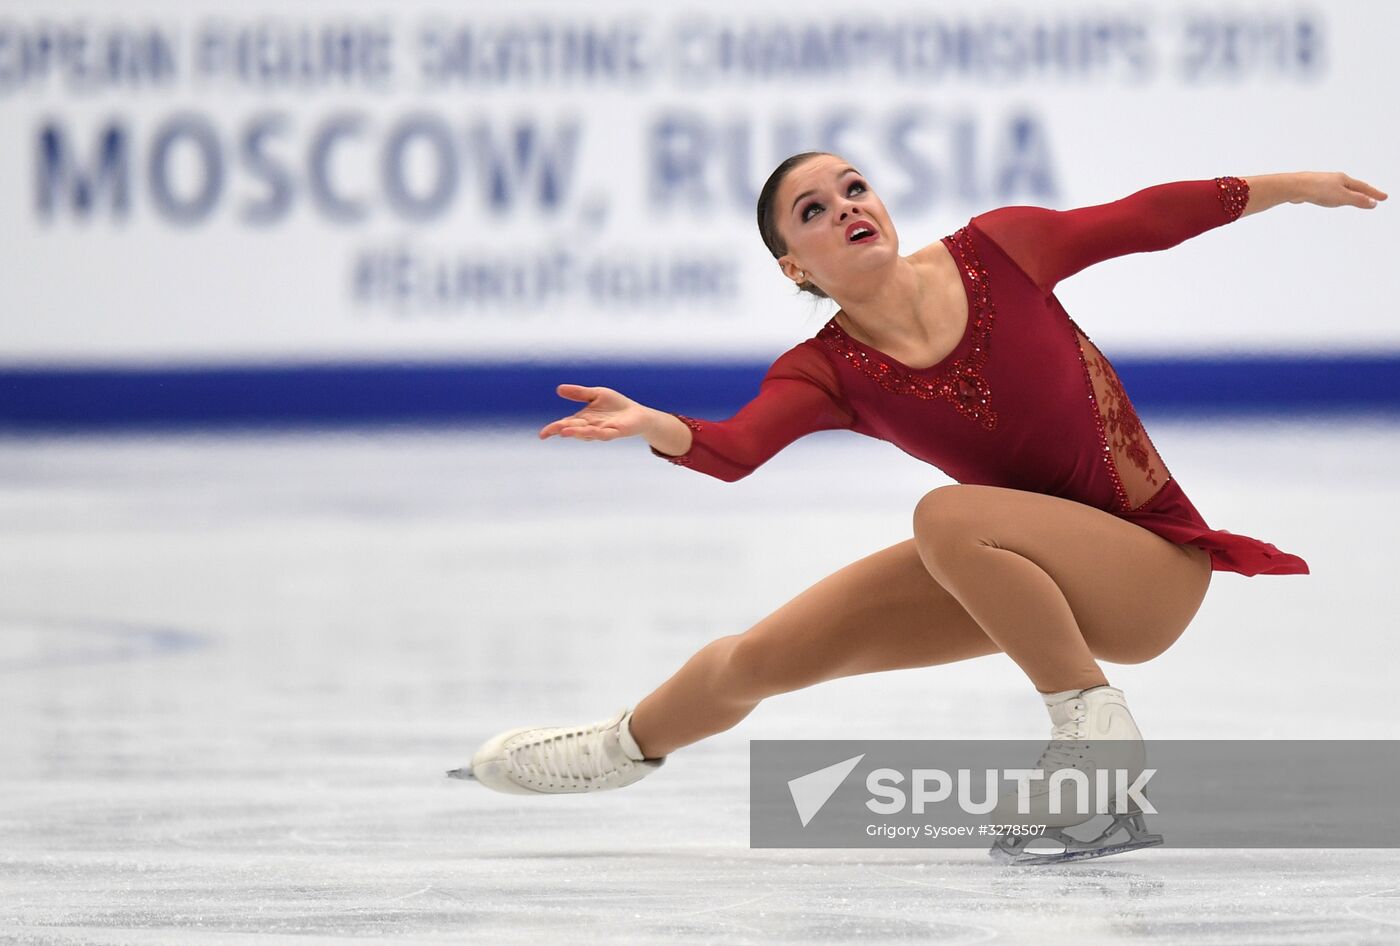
846 221 878 244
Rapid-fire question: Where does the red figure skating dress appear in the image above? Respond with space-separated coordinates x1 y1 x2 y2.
651 177 1309 577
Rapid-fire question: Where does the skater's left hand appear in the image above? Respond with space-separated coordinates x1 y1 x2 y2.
1295 172 1387 209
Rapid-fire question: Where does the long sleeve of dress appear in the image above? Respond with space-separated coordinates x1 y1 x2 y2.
970 177 1251 295
649 341 855 482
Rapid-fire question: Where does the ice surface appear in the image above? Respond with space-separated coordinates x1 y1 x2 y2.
0 417 1397 944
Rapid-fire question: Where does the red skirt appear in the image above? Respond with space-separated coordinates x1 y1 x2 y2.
1119 478 1310 577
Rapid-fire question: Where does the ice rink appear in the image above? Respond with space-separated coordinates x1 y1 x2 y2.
2 417 1398 945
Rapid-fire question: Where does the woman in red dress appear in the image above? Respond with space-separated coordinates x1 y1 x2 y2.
456 153 1384 860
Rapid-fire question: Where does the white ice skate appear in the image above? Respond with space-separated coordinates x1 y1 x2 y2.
447 706 665 794
988 685 1163 866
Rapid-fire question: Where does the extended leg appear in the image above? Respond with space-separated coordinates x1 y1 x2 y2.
628 536 997 758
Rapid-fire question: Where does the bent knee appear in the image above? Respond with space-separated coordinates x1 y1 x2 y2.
913 484 970 523
913 485 996 562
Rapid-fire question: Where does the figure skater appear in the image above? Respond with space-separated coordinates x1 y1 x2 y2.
450 152 1386 862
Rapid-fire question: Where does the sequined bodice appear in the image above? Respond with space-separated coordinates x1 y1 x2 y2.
803 221 1168 514
814 230 999 433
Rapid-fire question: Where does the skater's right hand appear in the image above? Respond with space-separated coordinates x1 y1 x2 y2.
540 384 651 442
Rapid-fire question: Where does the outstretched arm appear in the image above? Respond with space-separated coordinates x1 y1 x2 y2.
971 172 1386 296
540 343 852 482
644 342 854 482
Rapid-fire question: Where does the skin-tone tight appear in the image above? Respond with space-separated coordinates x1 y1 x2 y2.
626 484 1213 760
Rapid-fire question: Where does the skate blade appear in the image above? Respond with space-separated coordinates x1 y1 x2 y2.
445 765 476 780
991 836 1163 867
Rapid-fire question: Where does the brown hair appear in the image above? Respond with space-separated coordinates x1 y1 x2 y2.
756 151 833 300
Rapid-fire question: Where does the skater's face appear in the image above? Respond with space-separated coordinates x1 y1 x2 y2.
773 154 899 296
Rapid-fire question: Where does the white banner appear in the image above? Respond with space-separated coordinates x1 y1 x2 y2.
0 0 1394 365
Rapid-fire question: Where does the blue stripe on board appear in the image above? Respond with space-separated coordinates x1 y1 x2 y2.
1 354 1398 430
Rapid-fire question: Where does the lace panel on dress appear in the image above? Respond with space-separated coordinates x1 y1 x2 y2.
1067 319 1171 512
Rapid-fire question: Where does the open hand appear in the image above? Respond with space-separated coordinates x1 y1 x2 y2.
540 384 650 442
1297 172 1387 209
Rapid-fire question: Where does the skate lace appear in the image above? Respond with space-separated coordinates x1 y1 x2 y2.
508 723 621 785
1036 739 1089 772
1036 704 1090 773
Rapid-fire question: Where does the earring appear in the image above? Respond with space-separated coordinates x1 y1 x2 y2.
797 271 805 279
